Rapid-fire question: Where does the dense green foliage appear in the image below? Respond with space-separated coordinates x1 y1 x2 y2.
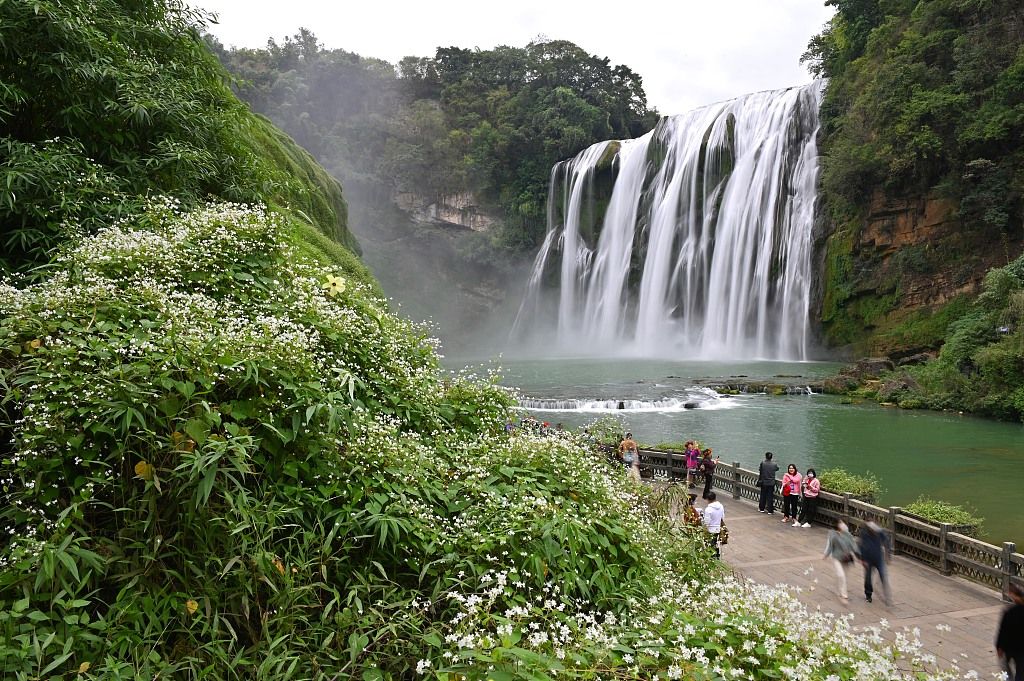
805 0 1024 222
807 0 1024 420
0 0 363 275
807 0 1024 351
212 31 658 253
817 468 882 503
868 254 1024 419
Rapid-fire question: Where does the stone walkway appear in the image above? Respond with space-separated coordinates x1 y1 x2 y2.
718 495 1007 677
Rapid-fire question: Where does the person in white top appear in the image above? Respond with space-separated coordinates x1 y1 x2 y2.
702 491 725 558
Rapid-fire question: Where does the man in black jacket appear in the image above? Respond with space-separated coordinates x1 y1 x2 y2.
859 521 892 605
997 583 1024 680
757 452 779 514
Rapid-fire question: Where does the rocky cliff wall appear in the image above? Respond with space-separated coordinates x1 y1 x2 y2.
818 191 1019 357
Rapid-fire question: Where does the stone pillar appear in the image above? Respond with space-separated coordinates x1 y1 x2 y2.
939 523 952 575
888 506 901 556
732 462 741 499
1003 542 1017 601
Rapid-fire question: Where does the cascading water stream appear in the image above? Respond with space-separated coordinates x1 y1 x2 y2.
512 82 824 361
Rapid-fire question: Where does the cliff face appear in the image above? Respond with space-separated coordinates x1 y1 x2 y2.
394 192 498 232
819 192 1018 357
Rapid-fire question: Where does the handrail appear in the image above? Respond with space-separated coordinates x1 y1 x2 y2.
615 445 1022 600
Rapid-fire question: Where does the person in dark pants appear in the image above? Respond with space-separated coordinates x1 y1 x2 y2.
700 448 718 499
997 583 1024 681
858 521 892 605
757 452 779 514
797 468 820 528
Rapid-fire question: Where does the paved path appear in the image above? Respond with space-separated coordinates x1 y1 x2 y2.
718 494 1007 677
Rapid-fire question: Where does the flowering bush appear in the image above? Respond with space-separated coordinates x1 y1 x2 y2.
0 202 970 678
0 201 689 678
425 575 964 681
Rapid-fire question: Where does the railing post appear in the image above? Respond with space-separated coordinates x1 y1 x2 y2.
939 523 952 575
1003 542 1016 601
732 462 741 499
888 506 901 556
842 493 851 522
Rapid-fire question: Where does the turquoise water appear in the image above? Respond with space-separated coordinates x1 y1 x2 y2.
477 358 1024 547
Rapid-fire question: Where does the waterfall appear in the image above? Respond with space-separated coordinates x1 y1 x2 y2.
512 81 824 361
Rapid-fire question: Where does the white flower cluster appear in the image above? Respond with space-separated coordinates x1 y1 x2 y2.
425 572 977 680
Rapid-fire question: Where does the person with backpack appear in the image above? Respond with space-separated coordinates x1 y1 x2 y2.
702 491 726 558
757 452 779 514
822 519 859 604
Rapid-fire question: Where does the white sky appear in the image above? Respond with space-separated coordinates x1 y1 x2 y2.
197 0 835 116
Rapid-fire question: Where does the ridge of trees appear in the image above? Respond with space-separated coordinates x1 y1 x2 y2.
212 31 659 252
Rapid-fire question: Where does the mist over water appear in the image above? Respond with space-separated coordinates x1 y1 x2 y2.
512 82 824 361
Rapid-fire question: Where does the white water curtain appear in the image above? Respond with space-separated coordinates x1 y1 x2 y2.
513 82 823 361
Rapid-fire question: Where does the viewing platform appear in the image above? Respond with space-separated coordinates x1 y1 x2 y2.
628 447 1022 676
721 492 1004 676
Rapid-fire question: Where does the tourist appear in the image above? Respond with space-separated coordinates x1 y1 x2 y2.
798 468 821 527
781 464 802 523
682 493 702 527
757 451 779 514
822 519 858 604
685 441 700 488
700 448 718 500
997 583 1024 681
859 521 892 605
619 432 640 482
702 491 725 558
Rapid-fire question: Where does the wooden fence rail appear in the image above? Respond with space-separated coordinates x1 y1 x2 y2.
626 446 1023 601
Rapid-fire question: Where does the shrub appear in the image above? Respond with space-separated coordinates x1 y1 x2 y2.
817 468 882 503
579 415 628 446
0 201 709 678
904 497 985 536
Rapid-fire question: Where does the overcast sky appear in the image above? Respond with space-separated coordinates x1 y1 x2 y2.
198 0 835 116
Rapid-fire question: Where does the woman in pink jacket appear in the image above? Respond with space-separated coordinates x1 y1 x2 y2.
797 468 821 527
781 464 802 524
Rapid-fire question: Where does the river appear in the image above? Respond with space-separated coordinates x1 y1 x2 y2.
482 357 1024 547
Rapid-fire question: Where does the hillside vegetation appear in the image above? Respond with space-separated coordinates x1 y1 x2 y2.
213 31 658 255
805 0 1024 419
0 0 366 280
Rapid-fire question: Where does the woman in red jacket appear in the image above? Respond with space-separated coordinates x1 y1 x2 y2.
781 464 802 523
797 468 821 527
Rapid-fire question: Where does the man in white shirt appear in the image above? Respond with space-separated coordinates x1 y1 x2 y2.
702 491 726 558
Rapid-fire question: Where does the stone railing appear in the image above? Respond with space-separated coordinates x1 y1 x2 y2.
628 446 1023 600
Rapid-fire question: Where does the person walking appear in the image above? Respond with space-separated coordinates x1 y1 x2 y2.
858 521 892 604
798 468 821 527
702 491 725 558
699 448 718 500
822 519 858 604
619 432 640 482
997 583 1024 680
757 452 779 514
781 464 802 524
